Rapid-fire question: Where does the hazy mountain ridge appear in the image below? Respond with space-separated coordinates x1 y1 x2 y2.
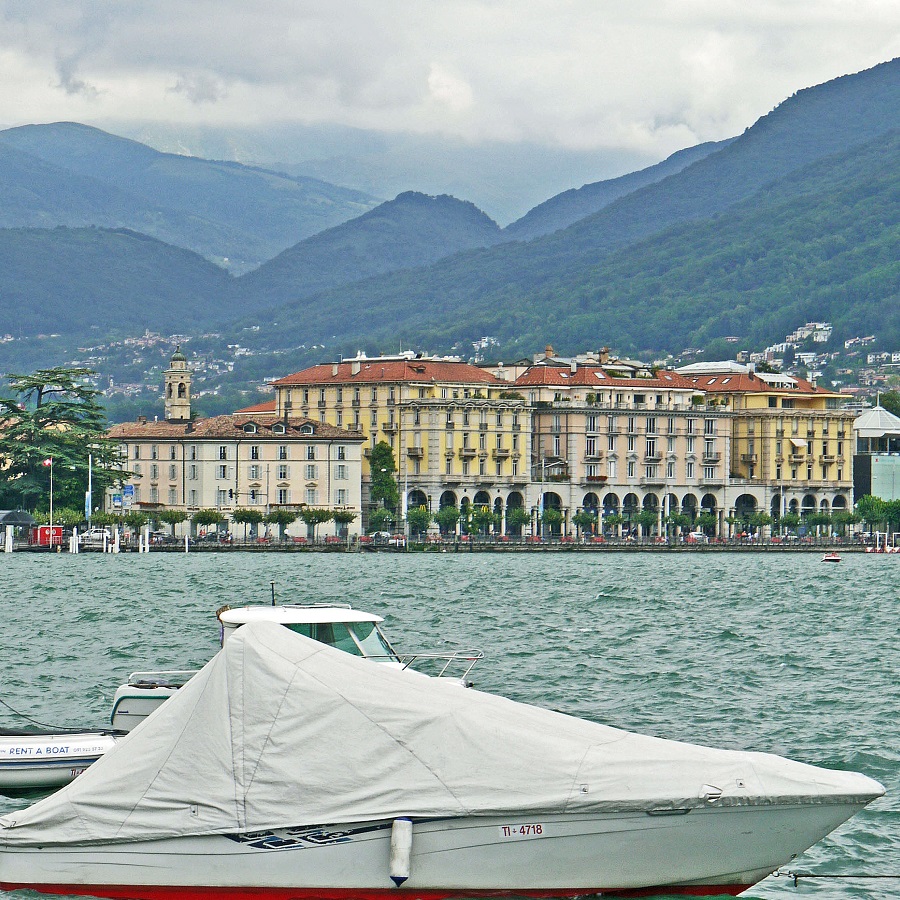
503 140 733 241
0 123 381 272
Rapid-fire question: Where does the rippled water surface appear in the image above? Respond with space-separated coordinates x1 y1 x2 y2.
1 551 897 899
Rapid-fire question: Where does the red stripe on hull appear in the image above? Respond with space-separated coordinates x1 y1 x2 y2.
0 883 749 900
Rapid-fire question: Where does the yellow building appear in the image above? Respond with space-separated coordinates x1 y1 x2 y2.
682 364 854 523
271 354 528 529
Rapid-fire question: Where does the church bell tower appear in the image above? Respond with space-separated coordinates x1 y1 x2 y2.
164 346 192 423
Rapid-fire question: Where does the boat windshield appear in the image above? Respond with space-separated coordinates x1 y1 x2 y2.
284 621 398 662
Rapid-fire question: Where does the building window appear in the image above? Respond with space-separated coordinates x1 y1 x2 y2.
667 436 675 452
607 415 617 433
278 464 289 480
336 464 347 480
150 486 158 503
150 464 159 480
704 419 715 435
686 462 695 479
446 458 452 475
479 432 486 450
249 464 260 479
705 439 716 457
151 445 159 460
336 387 343 403
279 489 291 505
512 433 519 450
627 416 636 433
305 464 317 480
279 445 289 460
667 417 675 434
218 464 227 479
645 465 657 479
337 445 346 460
133 463 141 476
607 459 616 479
586 437 597 456
188 489 198 506
169 446 177 460
250 446 260 460
667 461 675 478
496 411 503 427
587 415 598 432
479 459 486 476
553 435 561 456
216 489 228 506
249 489 260 505
627 461 636 478
219 446 227 460
335 489 348 506
169 464 177 480
512 458 519 476
168 488 177 505
703 466 716 479
627 435 635 451
687 419 696 435
686 435 695 453
336 410 343 426
188 464 197 480
607 434 616 451
305 445 315 460
133 445 141 460
371 410 378 427
646 417 656 434
305 488 317 505
462 459 470 476
645 438 656 457
190 445 197 461
463 410 470 426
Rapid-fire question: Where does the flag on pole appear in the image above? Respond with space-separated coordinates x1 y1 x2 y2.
42 458 53 466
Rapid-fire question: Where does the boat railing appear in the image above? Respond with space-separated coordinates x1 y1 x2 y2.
397 648 485 683
126 670 199 689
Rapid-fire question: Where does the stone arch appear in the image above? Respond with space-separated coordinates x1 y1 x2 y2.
507 491 525 509
602 493 620 514
177 382 187 398
735 494 757 518
642 493 659 511
819 497 830 511
789 498 800 514
701 493 718 513
473 490 491 507
408 489 428 509
832 495 848 509
542 491 562 510
682 494 698 521
666 492 680 515
582 492 600 512
801 494 817 515
439 490 457 508
771 493 783 519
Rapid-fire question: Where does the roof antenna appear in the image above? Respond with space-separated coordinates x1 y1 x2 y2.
270 581 277 606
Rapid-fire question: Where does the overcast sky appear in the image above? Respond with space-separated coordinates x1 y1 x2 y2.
1 0 898 160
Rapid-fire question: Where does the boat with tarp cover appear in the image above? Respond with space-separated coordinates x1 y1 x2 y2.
0 622 884 900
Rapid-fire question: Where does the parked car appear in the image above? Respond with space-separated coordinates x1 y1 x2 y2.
79 527 112 548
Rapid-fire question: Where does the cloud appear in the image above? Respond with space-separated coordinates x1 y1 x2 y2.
0 0 897 159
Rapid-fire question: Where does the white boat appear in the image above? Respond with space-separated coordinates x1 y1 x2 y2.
109 603 482 732
0 623 883 900
0 729 117 796
822 552 842 562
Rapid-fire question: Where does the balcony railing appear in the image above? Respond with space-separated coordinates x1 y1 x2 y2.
407 447 424 458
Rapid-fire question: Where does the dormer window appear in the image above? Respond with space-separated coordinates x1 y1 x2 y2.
272 423 286 435
300 424 314 435
243 423 258 434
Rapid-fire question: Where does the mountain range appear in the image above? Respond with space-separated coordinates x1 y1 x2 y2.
0 57 897 378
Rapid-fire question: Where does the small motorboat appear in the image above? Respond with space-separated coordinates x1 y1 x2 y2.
0 623 883 900
0 729 118 796
822 552 842 562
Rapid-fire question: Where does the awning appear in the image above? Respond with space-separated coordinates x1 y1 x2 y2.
0 510 36 527
789 438 806 450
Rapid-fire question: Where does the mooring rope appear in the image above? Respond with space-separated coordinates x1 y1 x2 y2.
777 870 900 887
0 695 88 733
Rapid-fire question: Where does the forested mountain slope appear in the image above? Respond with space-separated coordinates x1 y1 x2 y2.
239 192 503 305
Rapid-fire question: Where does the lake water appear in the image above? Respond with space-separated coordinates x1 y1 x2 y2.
1 551 897 899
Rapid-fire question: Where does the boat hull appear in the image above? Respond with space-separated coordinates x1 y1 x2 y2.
0 802 872 899
0 732 117 795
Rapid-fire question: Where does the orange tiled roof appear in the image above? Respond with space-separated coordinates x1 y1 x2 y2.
234 399 277 414
513 367 697 390
273 360 502 387
108 415 363 441
686 373 836 395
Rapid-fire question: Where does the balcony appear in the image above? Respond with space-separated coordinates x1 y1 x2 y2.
406 446 424 458
317 400 326 409
445 421 455 430
639 476 665 487
493 448 510 458
702 453 722 462
820 454 837 463
459 447 476 459
479 423 488 431
383 422 398 433
583 475 608 484
740 453 758 463
351 399 361 408
789 453 805 463
644 453 662 462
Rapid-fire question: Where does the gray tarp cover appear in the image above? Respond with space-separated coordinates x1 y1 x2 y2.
0 622 879 846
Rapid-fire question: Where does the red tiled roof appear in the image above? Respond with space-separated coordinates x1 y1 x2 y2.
108 415 363 441
234 399 277 414
686 374 835 395
274 360 502 386
513 367 697 390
